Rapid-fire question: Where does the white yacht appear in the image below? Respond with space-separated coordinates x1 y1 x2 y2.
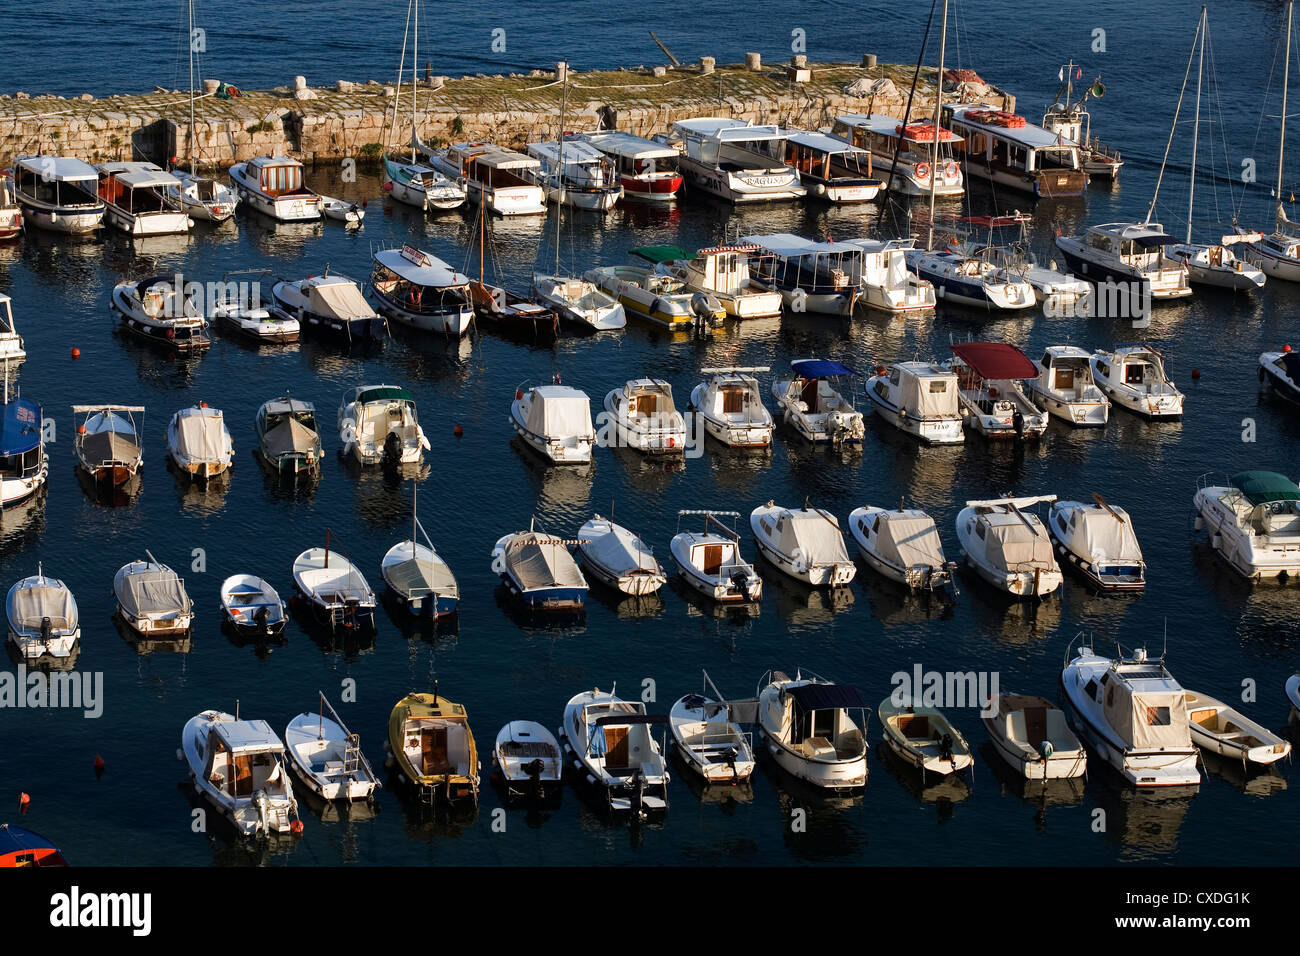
1048 498 1146 590
1055 222 1192 308
95 162 191 235
771 359 865 444
955 495 1062 598
510 383 595 465
6 567 80 666
865 361 963 444
1194 470 1300 580
531 274 626 331
756 670 868 791
1170 236 1265 291
664 118 806 202
942 104 1090 197
750 500 856 587
602 379 687 455
228 155 321 221
689 367 774 448
579 130 683 202
947 342 1048 439
167 169 239 223
823 114 964 196
1090 344 1184 418
181 710 301 835
425 142 546 216
1025 345 1109 427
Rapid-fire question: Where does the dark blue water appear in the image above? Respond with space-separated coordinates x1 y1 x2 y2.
1 1 1299 867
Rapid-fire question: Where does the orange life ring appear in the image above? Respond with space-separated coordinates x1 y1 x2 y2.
407 288 422 308
915 162 930 180
945 161 959 178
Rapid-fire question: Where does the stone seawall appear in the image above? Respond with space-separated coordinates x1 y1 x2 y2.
0 61 1014 169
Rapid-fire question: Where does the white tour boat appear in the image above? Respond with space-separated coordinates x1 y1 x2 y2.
11 155 103 232
823 114 964 196
369 244 474 337
664 117 806 203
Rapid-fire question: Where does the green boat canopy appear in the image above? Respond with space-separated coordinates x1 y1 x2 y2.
629 245 692 264
1230 470 1300 505
356 385 412 404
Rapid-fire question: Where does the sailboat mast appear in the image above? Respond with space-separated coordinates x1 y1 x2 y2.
188 0 196 173
1186 7 1205 244
411 0 419 163
555 65 568 276
926 0 949 249
412 481 418 546
1279 0 1293 226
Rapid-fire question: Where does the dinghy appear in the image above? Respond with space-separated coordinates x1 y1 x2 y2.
318 194 363 225
337 385 429 466
771 359 865 443
6 566 80 666
982 694 1087 780
670 673 756 785
211 285 299 343
532 274 626 331
1184 690 1291 767
219 574 288 638
181 708 301 836
292 535 377 633
491 524 588 611
1090 344 1184 418
560 688 670 813
381 484 459 618
114 552 194 636
670 510 762 603
603 379 687 455
0 824 68 867
878 696 973 777
285 693 380 801
689 367 773 448
946 342 1048 439
510 383 595 465
493 720 563 797
1194 470 1300 579
865 361 964 444
756 670 868 790
750 500 856 587
387 690 480 804
255 395 322 478
72 404 145 488
166 404 233 480
1025 345 1109 427
848 505 957 593
955 495 1062 598
1048 496 1146 590
111 276 210 352
576 514 665 596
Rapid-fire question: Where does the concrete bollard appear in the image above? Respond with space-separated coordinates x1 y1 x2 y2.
745 52 762 71
337 80 355 92
555 61 568 83
430 76 446 90
652 66 667 77
699 56 715 75
293 75 307 92
862 54 877 69
203 79 220 95
791 54 807 69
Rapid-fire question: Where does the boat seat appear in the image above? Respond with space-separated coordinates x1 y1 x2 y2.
896 715 931 739
803 736 836 758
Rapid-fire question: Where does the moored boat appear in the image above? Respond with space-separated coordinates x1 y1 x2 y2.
771 359 865 444
1260 345 1300 407
6 566 80 667
381 484 459 618
292 536 378 633
273 273 388 345
1193 470 1300 580
982 694 1087 780
95 161 191 235
491 524 588 611
369 244 474 337
1025 345 1109 427
228 155 321 221
670 674 756 785
665 117 805 203
181 708 301 836
848 505 957 593
387 690 480 804
0 824 68 867
166 404 233 480
337 385 428 466
1047 496 1146 591
955 495 1062 598
756 670 868 790
493 720 563 797
689 367 774 448
11 155 104 233
865 360 964 444
823 114 963 196
750 499 856 587
111 276 210 352
509 383 595 465
579 130 683 202
218 574 288 638
114 552 194 636
285 693 380 801
878 696 974 777
560 688 670 813
0 393 47 507
1184 689 1291 767
947 342 1048 439
602 378 687 455
255 394 322 478
576 514 665 596
670 510 762 603
1090 344 1184 418
72 404 144 487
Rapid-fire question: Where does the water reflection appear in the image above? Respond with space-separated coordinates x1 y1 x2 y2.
876 739 972 810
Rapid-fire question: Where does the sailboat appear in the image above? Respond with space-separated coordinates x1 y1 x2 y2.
381 482 459 619
382 0 466 212
466 190 560 339
1245 2 1300 281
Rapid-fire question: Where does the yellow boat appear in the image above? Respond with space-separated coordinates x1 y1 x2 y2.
387 690 480 804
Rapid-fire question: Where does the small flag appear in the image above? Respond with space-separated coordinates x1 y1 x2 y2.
1076 66 1083 80
1058 67 1064 82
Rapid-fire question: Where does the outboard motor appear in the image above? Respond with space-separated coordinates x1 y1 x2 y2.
629 769 646 817
253 789 270 836
938 732 955 764
729 569 750 597
254 605 270 635
1012 408 1024 439
382 430 403 467
40 616 52 647
1038 739 1055 761
522 757 545 798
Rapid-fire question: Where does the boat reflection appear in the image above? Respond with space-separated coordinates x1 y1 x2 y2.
757 556 855 629
875 735 972 810
959 567 1062 643
493 584 586 636
584 581 665 620
1198 750 1289 796
380 588 461 644
0 487 46 553
177 784 301 863
1091 776 1198 859
114 612 192 656
289 597 376 659
169 461 231 515
671 751 755 808
858 565 957 624
74 463 142 507
509 438 592 519
669 574 760 622
979 741 1086 823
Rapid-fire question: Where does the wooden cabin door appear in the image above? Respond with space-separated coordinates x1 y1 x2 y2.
604 726 630 768
421 726 450 774
702 545 724 575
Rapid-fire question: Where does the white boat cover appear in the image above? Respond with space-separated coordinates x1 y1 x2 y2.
117 568 191 618
12 584 76 629
582 521 658 576
896 367 959 417
386 550 458 597
985 519 1054 569
506 533 585 589
81 430 139 466
773 510 851 563
1102 673 1191 750
1067 506 1144 562
173 411 231 462
307 279 377 320
262 416 318 458
525 386 593 439
874 513 945 568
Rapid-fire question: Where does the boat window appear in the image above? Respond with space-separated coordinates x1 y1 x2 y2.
812 708 835 739
1124 363 1144 385
888 368 901 385
928 380 946 393
1144 706 1171 727
1084 679 1097 700
975 521 986 540
870 515 880 534
1088 232 1110 250
1009 145 1028 170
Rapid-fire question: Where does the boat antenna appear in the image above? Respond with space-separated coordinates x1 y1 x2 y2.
318 690 325 740
925 0 949 250
324 528 331 568
235 699 240 720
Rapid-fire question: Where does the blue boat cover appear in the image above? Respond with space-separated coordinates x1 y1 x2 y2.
791 359 856 378
0 398 41 457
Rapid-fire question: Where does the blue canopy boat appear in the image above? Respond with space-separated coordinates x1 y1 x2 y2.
0 395 46 507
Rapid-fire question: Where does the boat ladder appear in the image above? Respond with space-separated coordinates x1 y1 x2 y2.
342 733 363 775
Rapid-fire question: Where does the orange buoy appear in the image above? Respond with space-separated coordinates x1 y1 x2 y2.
515 389 524 400
453 425 464 437
93 755 105 777
18 792 30 812
77 424 87 434
290 820 304 835
71 347 81 359
1285 344 1293 353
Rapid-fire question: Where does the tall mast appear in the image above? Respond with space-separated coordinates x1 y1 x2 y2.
1279 0 1293 227
926 0 948 249
1186 7 1205 244
411 0 419 163
555 65 568 276
188 0 196 173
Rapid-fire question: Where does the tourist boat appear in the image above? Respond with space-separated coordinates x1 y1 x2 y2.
878 697 974 777
0 824 67 867
1183 689 1291 767
579 129 682 202
165 170 238 223
1260 345 1300 406
383 153 467 211
670 510 762 603
0 172 23 239
756 670 868 790
1245 1 1300 282
285 693 380 801
690 367 774 448
941 104 1090 197
0 392 46 507
0 295 24 370
381 484 459 618
228 155 322 221
182 709 301 836
218 574 288 638
494 720 563 797
1089 344 1184 418
904 247 1036 311
955 495 1063 598
1055 223 1193 307
114 552 195 636
388 690 480 804
1048 497 1146 591
780 129 882 202
318 195 363 225
510 383 595 464
166 404 233 480
560 688 670 812
425 141 547 215
742 233 861 315
255 394 322 478
1194 470 1300 580
72 404 144 487
865 361 964 444
11 155 104 232
947 342 1049 439
292 536 378 632
636 244 782 319
823 114 963 196
273 273 387 344
337 385 429 466
837 238 937 312
771 359 865 444
526 137 622 210
1061 640 1201 787
491 524 588 611
663 117 805 202
584 262 724 330
111 276 210 352
750 500 856 587
1025 345 1109 427
210 284 298 343
576 515 666 596
95 161 191 235
531 274 626 331
670 674 756 785
1041 63 1123 179
603 378 687 455
369 244 474 337
6 566 80 666
983 694 1088 780
848 505 957 592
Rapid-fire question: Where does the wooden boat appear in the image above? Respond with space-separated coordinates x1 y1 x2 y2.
848 505 957 593
670 673 756 785
285 693 380 801
560 688 669 813
318 194 363 225
756 670 868 789
72 404 144 487
219 574 288 638
576 514 665 596
387 690 480 804
228 155 321 221
181 708 301 836
11 155 104 233
6 565 80 667
255 395 321 478
0 824 68 867
491 524 588 611
878 696 973 777
111 276 210 352
114 552 194 636
292 535 377 633
381 484 459 617
95 161 191 235
493 720 563 797
1184 689 1291 766
166 404 233 479
982 694 1087 780
465 196 558 339
670 510 762 603
689 367 774 448
750 499 855 587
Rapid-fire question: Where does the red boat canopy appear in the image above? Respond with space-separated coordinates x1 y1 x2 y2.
951 342 1037 379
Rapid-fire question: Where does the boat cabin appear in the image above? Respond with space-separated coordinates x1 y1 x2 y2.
1039 346 1096 394
0 397 43 486
445 143 539 188
580 130 682 197
684 245 771 295
11 155 100 209
527 138 618 188
1085 223 1181 269
1089 660 1192 752
96 162 182 215
943 104 1088 196
244 156 314 198
874 362 960 417
1092 346 1168 390
200 719 289 801
781 130 879 200
829 114 963 160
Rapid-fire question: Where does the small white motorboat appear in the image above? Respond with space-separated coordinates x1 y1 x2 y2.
114 552 194 637
292 534 378 633
560 688 670 813
525 137 623 210
947 342 1048 439
491 523 588 612
6 566 80 666
603 378 687 455
750 500 856 587
1169 236 1266 290
848 505 957 593
670 673 756 785
1047 496 1146 590
877 696 973 778
1259 345 1300 407
337 385 429 466
181 708 301 836
111 276 210 353
532 273 626 331
284 693 380 801
510 383 595 465
318 194 364 226
1184 689 1291 767
219 574 288 639
982 694 1087 780
864 360 964 444
493 720 563 797
380 484 459 618
689 367 773 448
255 395 322 478
576 515 665 596
383 153 467 211
166 404 233 480
955 495 1062 598
166 169 238 223
670 510 762 603
72 404 145 488
1193 470 1300 580
1090 344 1184 418
228 155 321 221
756 670 868 790
771 359 865 444
274 273 387 344
1025 345 1109 427
211 285 299 344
